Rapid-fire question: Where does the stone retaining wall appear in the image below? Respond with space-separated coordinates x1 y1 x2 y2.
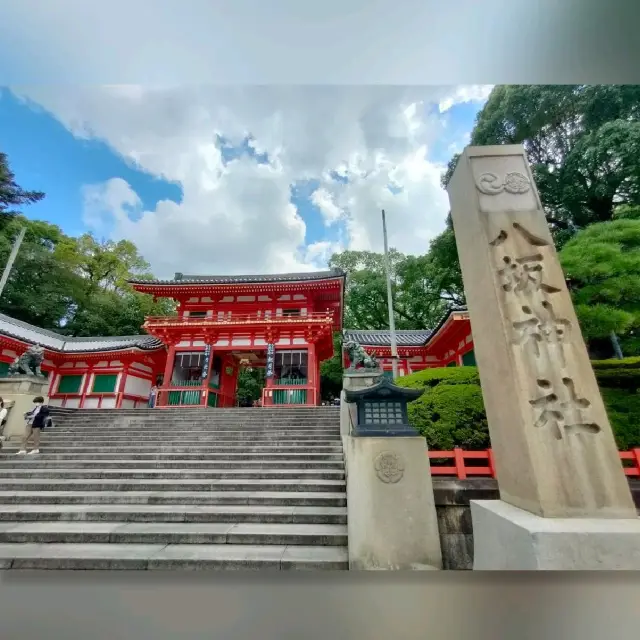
433 478 640 570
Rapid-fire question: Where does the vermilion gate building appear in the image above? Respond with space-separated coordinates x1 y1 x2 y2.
0 270 475 409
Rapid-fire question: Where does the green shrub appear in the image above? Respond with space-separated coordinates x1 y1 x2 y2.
592 357 640 391
396 366 480 390
599 388 640 450
406 383 489 450
399 365 640 450
591 356 640 370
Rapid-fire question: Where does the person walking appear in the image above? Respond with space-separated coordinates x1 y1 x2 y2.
0 398 7 448
17 395 50 456
148 385 157 408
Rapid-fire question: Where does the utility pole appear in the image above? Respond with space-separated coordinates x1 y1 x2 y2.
381 210 399 379
0 226 26 299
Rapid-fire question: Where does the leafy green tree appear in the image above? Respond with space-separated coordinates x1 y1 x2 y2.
319 332 343 400
328 228 465 333
58 233 174 336
0 152 44 224
442 85 640 246
559 208 640 356
328 249 406 330
236 366 265 406
0 216 84 328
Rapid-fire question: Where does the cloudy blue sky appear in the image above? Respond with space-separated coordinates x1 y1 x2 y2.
0 3 492 279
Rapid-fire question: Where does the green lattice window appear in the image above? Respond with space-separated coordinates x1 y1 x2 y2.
92 374 117 393
0 362 9 377
58 374 83 394
462 350 476 366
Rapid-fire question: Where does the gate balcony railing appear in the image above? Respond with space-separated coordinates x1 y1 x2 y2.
143 311 335 331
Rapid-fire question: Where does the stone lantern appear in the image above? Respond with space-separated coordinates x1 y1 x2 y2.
344 375 423 437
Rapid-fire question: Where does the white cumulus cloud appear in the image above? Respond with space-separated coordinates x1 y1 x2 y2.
11 84 489 278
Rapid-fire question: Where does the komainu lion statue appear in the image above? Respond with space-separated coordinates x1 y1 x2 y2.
7 344 45 378
344 340 379 371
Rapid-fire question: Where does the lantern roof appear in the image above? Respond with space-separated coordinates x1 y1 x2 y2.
344 375 424 403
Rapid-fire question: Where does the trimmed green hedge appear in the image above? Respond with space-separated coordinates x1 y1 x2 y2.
591 357 640 391
397 362 640 450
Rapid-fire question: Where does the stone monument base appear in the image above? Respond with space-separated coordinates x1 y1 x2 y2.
345 435 442 570
0 376 49 441
471 500 640 570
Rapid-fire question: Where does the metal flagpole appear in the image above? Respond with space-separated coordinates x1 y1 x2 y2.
381 210 399 379
0 226 26 300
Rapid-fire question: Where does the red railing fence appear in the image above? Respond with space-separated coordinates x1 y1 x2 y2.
428 448 640 479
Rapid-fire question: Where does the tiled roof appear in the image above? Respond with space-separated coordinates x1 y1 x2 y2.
343 329 433 347
129 269 346 286
0 313 163 353
343 306 469 348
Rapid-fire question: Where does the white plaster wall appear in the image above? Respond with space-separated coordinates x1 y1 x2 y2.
48 398 63 407
65 397 80 408
83 397 100 409
125 375 152 398
131 362 152 374
101 397 116 409
121 398 135 409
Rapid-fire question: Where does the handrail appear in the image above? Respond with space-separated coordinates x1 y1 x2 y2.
427 448 640 479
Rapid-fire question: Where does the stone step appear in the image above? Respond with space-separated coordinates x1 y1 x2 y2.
2 445 343 454
0 504 347 524
0 521 348 546
53 410 339 416
42 431 340 439
0 490 347 507
0 452 343 461
52 425 340 431
54 415 339 420
32 432 340 447
65 420 342 425
55 419 340 425
0 478 346 492
0 543 348 570
0 459 345 470
0 469 345 480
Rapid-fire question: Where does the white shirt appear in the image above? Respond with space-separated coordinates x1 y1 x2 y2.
27 405 41 424
0 408 7 422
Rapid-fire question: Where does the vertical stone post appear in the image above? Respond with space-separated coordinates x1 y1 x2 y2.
447 145 639 569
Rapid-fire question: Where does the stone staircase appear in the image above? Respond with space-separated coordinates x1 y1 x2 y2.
0 406 347 570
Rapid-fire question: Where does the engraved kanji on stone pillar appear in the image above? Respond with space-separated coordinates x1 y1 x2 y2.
447 145 635 519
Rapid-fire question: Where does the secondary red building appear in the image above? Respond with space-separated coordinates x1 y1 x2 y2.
343 306 474 376
0 270 475 408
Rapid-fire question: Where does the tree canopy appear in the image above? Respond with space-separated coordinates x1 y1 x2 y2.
328 216 464 333
559 205 640 355
0 152 173 336
443 85 640 246
0 152 44 222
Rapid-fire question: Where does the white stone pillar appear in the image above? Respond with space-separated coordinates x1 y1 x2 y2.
447 145 639 569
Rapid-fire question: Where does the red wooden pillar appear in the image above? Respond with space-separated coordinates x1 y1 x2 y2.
116 366 128 408
160 343 176 407
79 368 93 408
307 342 318 406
